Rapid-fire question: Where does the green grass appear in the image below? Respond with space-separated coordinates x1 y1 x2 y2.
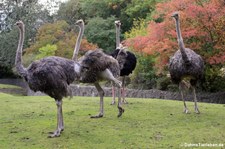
0 84 21 89
0 93 224 149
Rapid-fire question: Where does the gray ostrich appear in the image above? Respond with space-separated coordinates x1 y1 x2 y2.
15 21 80 138
72 20 124 118
110 20 137 104
169 12 204 114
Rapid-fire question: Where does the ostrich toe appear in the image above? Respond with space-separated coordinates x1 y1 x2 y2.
183 108 189 114
48 129 62 138
194 106 200 114
122 99 128 104
90 113 104 118
117 106 125 117
110 100 116 105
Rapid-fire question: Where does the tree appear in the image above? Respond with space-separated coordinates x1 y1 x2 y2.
0 30 18 78
23 20 97 66
126 0 225 68
0 0 52 78
55 0 160 54
57 0 83 25
85 16 116 53
36 44 57 60
126 0 225 91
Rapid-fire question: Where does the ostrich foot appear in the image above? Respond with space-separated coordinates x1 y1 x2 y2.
110 100 116 105
194 107 200 114
48 128 63 138
122 99 128 104
90 113 104 118
117 106 125 117
183 108 189 114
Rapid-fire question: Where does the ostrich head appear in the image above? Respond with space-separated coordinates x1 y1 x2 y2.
75 19 84 27
115 20 121 27
15 20 24 29
171 11 179 19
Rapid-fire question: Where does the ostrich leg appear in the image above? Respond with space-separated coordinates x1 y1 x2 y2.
91 82 104 118
121 76 128 104
191 86 200 114
102 70 124 117
48 100 64 138
111 85 116 105
99 69 122 88
117 85 124 117
95 69 123 117
179 82 189 114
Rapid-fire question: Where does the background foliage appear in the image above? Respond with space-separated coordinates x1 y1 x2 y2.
125 0 225 91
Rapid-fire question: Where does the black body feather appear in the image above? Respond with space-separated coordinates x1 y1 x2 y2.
111 48 137 76
169 48 204 85
25 56 76 99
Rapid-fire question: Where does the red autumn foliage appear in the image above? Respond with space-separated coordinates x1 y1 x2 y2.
25 21 97 59
126 0 225 71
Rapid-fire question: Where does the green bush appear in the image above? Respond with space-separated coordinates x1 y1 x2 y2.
156 76 171 91
202 65 225 92
130 53 157 89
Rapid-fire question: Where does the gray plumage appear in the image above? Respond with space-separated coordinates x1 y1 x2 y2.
72 19 123 118
79 49 120 83
15 21 79 138
169 48 204 85
169 12 204 114
25 56 76 99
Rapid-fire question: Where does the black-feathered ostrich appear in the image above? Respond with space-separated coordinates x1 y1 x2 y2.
169 12 204 114
72 20 124 118
15 21 80 138
110 20 137 104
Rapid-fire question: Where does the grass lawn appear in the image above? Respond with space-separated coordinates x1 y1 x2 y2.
0 84 21 89
0 93 224 149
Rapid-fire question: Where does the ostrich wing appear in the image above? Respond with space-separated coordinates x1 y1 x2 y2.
27 56 76 99
80 49 120 77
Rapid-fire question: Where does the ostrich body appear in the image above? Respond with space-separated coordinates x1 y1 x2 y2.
110 20 137 104
72 20 123 118
169 12 204 114
15 21 80 137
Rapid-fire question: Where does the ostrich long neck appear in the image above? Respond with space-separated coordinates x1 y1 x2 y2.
15 25 27 77
72 23 84 61
175 17 189 63
116 24 120 48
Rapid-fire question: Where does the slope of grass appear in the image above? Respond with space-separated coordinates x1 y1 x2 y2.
0 84 21 89
0 84 25 96
0 93 224 149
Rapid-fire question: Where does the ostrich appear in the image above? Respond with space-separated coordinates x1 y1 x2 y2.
110 20 137 105
15 21 80 138
169 12 204 114
72 20 124 118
